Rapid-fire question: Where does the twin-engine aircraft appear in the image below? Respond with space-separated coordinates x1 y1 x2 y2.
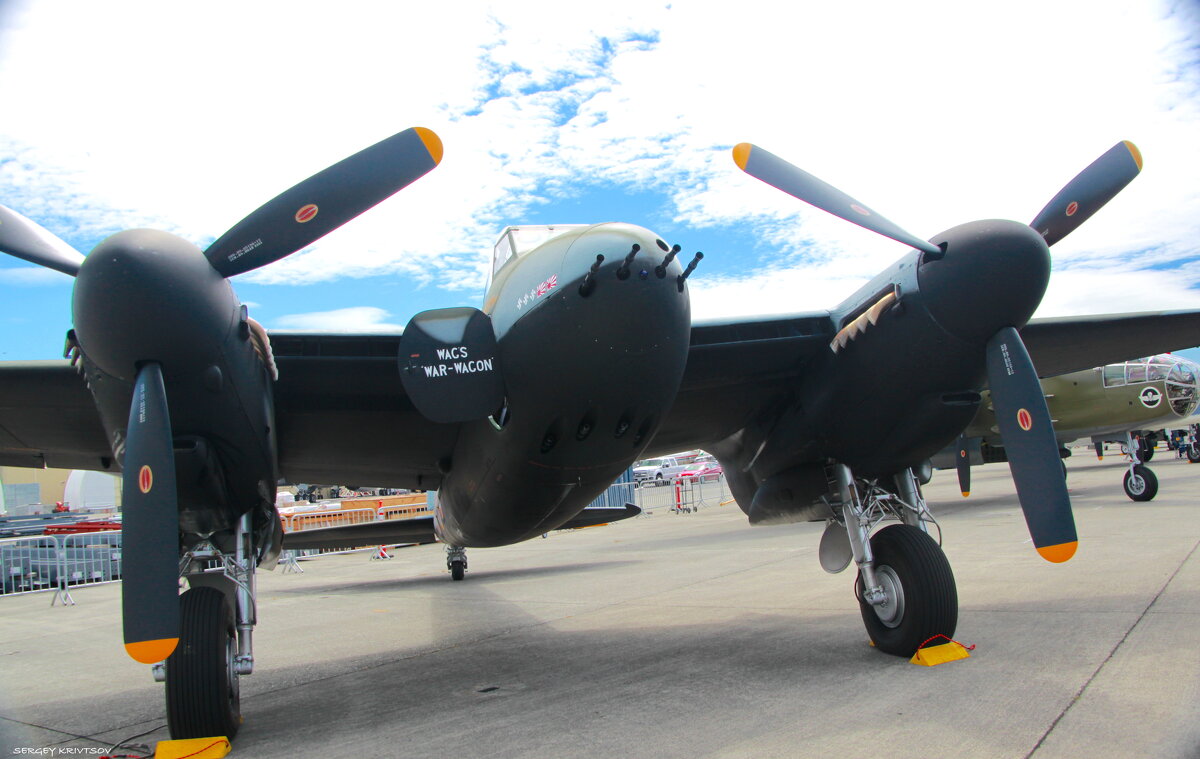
936 353 1200 501
2 127 1199 741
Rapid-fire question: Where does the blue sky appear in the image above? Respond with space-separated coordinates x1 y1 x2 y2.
0 0 1198 363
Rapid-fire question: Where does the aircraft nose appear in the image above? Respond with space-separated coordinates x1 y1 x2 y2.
1166 358 1200 416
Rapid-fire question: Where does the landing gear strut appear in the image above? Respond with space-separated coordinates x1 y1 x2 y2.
827 464 957 656
159 512 258 739
446 545 467 581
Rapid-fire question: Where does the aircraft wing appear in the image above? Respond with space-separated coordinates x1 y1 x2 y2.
1021 310 1200 378
269 333 459 490
3 309 1194 482
0 361 114 471
645 312 835 456
0 335 462 489
0 314 846 478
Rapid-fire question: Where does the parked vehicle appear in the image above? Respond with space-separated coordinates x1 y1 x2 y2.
679 457 723 481
633 457 687 485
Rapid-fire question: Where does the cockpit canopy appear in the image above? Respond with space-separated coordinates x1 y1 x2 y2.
491 225 588 279
1101 354 1200 416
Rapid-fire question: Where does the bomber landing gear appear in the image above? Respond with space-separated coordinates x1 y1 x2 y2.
166 587 240 739
1123 464 1158 502
159 512 258 740
446 545 467 581
1122 432 1159 502
827 464 957 657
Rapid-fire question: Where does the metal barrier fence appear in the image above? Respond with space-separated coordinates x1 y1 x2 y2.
0 531 122 602
284 507 378 532
633 474 732 513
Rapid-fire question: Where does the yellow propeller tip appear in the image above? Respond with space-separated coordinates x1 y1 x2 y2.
961 491 970 498
1122 140 1143 172
732 143 752 170
125 637 179 664
1036 541 1077 563
414 127 443 165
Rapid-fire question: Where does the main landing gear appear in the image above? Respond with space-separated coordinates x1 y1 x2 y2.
155 512 258 740
1121 432 1159 502
819 464 957 656
446 545 468 581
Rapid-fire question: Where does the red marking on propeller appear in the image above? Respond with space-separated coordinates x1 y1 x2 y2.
295 204 319 223
1017 408 1033 431
1065 201 1079 217
850 203 871 216
138 465 153 494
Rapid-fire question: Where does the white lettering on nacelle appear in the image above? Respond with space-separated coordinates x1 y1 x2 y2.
453 359 494 374
420 358 494 379
436 346 469 360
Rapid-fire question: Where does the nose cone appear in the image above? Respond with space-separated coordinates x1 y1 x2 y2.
917 220 1051 343
1167 358 1200 417
73 229 237 381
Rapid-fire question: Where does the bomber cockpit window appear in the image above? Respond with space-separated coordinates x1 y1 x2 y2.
491 225 588 279
1102 364 1126 387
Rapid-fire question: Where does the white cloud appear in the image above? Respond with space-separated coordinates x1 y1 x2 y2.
0 0 1197 318
269 306 404 333
0 265 73 286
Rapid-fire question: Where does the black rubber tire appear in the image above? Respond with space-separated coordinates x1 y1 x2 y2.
1140 443 1155 462
1123 465 1158 502
450 561 465 581
1186 445 1200 464
166 586 240 740
857 524 958 657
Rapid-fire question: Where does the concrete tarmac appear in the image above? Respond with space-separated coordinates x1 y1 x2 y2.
2 451 1198 758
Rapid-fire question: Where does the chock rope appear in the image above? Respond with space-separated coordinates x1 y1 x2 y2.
918 633 975 651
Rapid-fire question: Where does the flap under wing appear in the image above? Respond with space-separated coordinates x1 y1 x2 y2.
282 515 438 551
1021 310 1200 378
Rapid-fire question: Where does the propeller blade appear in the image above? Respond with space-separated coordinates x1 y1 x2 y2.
732 143 942 256
985 327 1077 563
0 204 85 276
1029 141 1142 247
121 362 181 663
205 126 443 277
955 434 971 497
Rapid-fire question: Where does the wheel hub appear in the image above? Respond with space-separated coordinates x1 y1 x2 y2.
1127 473 1146 495
871 564 906 628
226 631 239 706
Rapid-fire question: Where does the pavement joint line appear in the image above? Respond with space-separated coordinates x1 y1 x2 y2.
0 712 132 749
1024 535 1200 759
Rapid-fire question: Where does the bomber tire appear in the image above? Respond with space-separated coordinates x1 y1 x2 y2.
450 561 466 581
857 524 958 657
166 587 240 740
1123 465 1158 502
